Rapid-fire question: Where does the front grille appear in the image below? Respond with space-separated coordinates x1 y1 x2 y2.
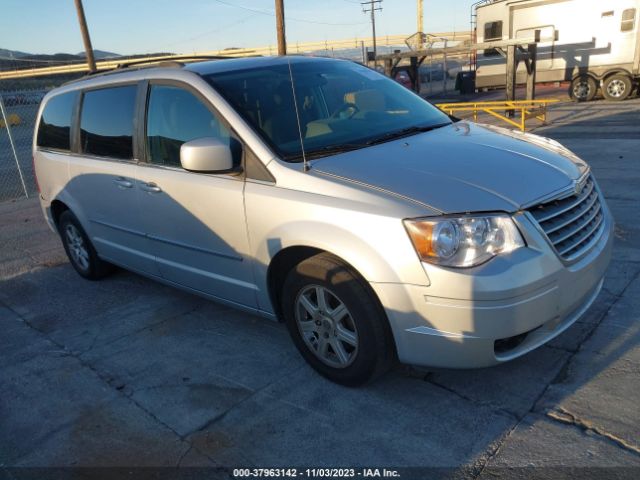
528 175 605 261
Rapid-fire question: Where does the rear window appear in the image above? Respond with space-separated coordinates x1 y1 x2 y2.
37 91 78 151
80 85 137 159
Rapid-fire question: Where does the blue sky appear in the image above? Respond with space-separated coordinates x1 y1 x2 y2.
1 0 478 55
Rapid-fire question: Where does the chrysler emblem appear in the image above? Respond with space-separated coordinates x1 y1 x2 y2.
574 176 587 195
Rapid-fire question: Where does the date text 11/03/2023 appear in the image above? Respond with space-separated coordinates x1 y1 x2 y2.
232 468 401 478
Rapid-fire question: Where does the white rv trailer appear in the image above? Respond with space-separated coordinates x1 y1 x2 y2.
474 0 640 101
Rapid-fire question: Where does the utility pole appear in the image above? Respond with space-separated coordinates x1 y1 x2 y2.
361 0 382 65
275 0 287 55
417 0 423 35
73 0 96 72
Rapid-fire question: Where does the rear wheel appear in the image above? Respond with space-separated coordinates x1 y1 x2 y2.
570 76 597 102
282 253 394 386
602 74 632 101
59 210 114 280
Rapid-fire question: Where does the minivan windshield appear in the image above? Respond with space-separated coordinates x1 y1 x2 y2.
204 59 451 162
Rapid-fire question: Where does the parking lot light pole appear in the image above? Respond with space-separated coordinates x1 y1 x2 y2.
73 0 97 73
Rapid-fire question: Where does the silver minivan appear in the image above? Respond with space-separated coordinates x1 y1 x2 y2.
33 57 613 385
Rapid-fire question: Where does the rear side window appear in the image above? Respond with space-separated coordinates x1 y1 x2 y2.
80 85 137 159
37 91 78 151
622 8 636 32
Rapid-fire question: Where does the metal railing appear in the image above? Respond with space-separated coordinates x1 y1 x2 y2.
435 99 559 131
0 89 46 201
0 32 472 80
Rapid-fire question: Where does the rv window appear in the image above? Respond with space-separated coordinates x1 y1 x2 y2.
621 9 636 32
484 21 503 41
483 21 503 57
601 11 614 18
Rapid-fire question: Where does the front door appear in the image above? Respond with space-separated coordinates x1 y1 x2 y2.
137 82 257 307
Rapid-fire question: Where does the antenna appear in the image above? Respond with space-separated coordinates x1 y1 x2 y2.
287 58 309 172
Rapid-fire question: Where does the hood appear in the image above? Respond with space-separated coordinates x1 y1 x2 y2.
312 122 589 214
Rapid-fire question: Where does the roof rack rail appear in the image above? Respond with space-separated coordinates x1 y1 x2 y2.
63 54 235 85
113 54 230 69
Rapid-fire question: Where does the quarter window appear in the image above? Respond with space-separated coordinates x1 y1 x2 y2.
145 85 233 167
80 85 136 159
621 8 636 32
37 91 78 151
483 21 503 57
484 21 503 41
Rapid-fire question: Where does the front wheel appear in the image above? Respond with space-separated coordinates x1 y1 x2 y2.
570 76 597 102
602 74 632 101
282 253 394 386
59 210 115 280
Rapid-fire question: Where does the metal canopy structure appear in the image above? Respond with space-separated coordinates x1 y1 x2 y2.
377 32 546 101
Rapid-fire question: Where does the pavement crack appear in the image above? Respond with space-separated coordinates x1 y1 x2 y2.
186 364 306 439
176 443 194 467
77 303 205 358
547 407 640 456
0 297 186 443
424 375 519 421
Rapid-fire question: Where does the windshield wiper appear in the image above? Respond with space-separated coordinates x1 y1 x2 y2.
365 122 451 146
299 143 369 160
280 123 450 162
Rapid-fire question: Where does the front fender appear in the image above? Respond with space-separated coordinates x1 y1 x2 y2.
250 219 430 314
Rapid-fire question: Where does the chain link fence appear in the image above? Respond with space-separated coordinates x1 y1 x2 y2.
0 88 49 202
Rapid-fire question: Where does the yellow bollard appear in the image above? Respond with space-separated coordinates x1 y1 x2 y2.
0 113 21 128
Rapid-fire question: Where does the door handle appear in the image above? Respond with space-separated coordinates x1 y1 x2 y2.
113 177 133 189
140 182 162 193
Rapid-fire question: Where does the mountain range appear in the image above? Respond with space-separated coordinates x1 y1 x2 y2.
0 48 121 61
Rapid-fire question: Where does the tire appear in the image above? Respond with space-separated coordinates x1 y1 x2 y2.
282 253 395 386
570 76 597 102
58 210 115 280
602 74 632 101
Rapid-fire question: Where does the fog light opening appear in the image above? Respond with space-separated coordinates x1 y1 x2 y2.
494 332 529 355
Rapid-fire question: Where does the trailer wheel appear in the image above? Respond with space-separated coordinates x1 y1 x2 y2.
602 74 632 101
570 76 597 102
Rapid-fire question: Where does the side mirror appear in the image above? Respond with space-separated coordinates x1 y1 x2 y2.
180 137 237 173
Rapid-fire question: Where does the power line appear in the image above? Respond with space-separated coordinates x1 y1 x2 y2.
212 0 367 26
154 13 261 50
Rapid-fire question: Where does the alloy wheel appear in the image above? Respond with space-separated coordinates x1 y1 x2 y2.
295 285 359 368
65 224 90 271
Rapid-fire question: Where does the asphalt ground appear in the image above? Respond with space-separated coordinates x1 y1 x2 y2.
1 98 639 479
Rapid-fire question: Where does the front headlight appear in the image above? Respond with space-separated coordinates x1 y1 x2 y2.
404 214 525 267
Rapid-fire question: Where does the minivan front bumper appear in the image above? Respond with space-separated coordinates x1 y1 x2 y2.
371 203 614 369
